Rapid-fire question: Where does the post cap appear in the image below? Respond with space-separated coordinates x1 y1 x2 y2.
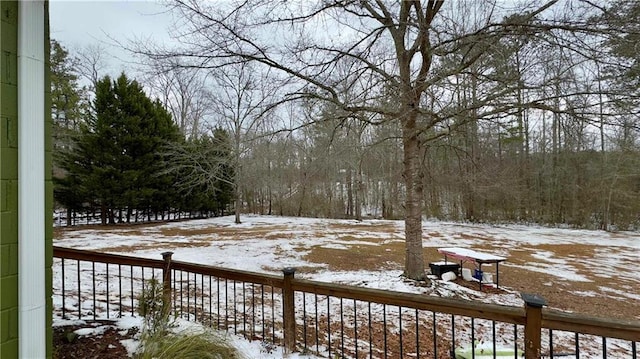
521 292 547 308
282 267 297 275
161 251 174 258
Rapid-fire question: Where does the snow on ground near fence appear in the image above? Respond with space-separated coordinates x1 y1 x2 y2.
53 215 640 358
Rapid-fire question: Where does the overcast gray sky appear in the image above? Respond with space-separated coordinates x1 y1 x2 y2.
49 0 174 76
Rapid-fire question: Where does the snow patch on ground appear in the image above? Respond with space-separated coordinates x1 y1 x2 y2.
52 214 640 358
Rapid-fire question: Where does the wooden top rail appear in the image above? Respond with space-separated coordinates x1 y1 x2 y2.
53 246 164 269
543 309 640 342
293 279 526 325
171 261 284 288
292 279 525 324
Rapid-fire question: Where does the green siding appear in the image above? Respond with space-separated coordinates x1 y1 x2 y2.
0 2 19 358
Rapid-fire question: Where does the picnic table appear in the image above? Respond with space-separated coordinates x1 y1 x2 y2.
437 247 507 290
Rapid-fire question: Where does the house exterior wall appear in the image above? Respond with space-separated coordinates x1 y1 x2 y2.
0 2 21 357
0 1 51 358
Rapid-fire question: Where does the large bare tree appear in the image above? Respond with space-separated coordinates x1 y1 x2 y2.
147 0 632 279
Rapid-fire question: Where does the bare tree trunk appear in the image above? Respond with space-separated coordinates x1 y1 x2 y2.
100 203 107 225
355 166 363 221
345 167 352 218
402 112 426 280
234 185 241 224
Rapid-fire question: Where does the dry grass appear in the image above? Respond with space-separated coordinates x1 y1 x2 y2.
303 242 405 272
158 225 291 239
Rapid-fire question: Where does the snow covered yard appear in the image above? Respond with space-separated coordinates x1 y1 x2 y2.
52 215 640 358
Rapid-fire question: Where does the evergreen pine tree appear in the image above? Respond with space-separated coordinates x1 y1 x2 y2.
56 73 182 224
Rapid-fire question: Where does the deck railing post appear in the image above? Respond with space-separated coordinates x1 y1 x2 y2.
521 293 546 359
162 251 174 318
282 267 297 353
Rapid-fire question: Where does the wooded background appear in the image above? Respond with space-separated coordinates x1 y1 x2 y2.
52 1 640 232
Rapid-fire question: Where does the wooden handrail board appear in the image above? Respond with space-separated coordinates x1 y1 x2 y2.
292 279 526 325
171 261 284 288
543 310 640 342
53 246 164 268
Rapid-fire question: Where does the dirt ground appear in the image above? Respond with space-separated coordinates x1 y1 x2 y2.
53 321 132 359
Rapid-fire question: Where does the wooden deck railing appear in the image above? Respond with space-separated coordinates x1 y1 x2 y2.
53 246 640 359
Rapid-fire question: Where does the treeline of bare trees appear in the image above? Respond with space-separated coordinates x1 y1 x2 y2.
238 109 639 231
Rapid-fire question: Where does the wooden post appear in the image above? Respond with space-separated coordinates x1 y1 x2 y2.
282 267 297 353
521 293 546 359
161 251 174 318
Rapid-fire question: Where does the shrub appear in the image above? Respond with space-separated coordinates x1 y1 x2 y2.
136 278 243 359
135 328 242 359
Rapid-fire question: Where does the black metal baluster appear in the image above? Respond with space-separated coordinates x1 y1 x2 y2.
180 271 184 318
340 298 345 359
513 325 517 359
130 266 134 316
192 273 196 320
271 287 275 344
471 317 475 359
140 267 145 318
327 296 331 358
415 309 419 359
233 280 237 335
315 294 319 355
200 274 205 322
172 270 177 315
432 312 437 359
631 341 636 359
243 282 247 337
603 337 607 359
383 305 387 359
201 274 205 323
354 299 358 359
368 302 373 359
399 306 403 359
303 293 307 353
209 276 213 327
92 261 96 320
118 264 122 317
261 284 265 339
492 321 496 359
251 283 256 339
217 277 221 329
260 284 267 341
549 329 553 359
77 260 81 319
61 258 66 319
451 314 456 356
187 272 191 319
225 278 229 329
575 332 579 358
